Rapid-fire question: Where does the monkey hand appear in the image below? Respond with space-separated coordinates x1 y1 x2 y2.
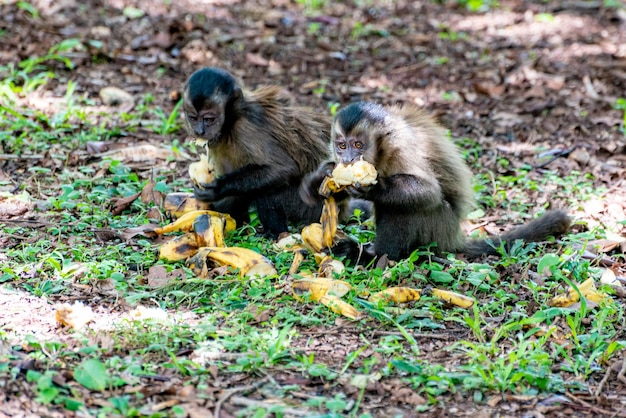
193 182 220 202
345 183 372 198
300 171 327 206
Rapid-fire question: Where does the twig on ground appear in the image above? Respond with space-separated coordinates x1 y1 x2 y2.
565 392 626 417
214 376 269 418
230 396 311 417
532 146 577 170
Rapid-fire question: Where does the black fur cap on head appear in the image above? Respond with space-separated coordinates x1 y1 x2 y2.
185 67 240 110
335 101 388 133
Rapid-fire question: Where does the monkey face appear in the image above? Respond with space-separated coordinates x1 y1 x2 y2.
332 102 387 164
183 101 225 145
333 135 368 164
183 67 239 146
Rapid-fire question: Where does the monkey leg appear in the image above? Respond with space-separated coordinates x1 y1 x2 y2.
211 196 251 229
375 204 465 260
254 194 289 238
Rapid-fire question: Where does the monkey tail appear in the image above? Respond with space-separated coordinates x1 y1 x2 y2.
463 210 571 258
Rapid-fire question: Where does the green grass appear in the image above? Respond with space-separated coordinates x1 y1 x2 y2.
1 46 625 417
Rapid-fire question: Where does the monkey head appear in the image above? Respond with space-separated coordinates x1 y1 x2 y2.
183 67 242 146
331 102 389 165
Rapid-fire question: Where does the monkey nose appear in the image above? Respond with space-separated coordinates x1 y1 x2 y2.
193 125 204 136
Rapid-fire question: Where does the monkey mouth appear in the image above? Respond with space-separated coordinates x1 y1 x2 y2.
192 137 209 147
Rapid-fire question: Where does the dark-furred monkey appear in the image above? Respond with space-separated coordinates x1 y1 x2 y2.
300 101 571 263
183 67 331 238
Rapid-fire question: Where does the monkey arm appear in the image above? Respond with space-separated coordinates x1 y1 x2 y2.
195 162 298 202
364 174 443 211
299 161 336 206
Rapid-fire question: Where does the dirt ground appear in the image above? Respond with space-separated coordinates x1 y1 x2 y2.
1 0 626 416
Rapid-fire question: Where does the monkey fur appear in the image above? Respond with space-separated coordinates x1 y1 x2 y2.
300 101 571 263
183 67 331 238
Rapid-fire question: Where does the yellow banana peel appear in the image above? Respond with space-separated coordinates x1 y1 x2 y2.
301 223 325 253
292 277 352 301
370 287 422 304
318 176 343 197
159 233 200 262
321 196 338 249
549 278 607 307
319 294 364 320
153 210 236 235
430 288 475 309
316 255 345 277
187 246 277 278
162 192 211 219
193 213 226 247
288 249 307 276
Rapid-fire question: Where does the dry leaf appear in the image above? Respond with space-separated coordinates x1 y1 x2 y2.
111 191 141 216
100 144 174 163
246 52 269 66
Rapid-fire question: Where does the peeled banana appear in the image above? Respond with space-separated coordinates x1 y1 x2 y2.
331 159 378 187
186 246 277 278
318 159 378 197
159 233 200 261
163 192 211 219
188 153 215 187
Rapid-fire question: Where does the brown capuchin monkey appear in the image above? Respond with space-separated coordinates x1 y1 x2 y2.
183 67 331 238
300 101 571 264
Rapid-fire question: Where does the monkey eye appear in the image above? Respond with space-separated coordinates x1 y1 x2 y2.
354 141 363 149
337 143 347 150
203 115 216 123
187 114 198 121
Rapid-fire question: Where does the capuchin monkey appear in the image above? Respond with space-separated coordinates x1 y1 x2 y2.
300 101 571 264
183 67 331 238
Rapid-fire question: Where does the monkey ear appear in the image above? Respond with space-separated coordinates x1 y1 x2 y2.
232 86 244 101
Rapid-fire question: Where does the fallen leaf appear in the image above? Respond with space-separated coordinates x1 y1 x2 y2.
99 86 135 111
111 191 141 216
246 52 269 66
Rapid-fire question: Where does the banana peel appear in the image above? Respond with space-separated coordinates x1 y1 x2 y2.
318 176 342 198
291 277 352 302
163 192 211 219
369 287 422 304
316 254 345 277
319 294 364 320
153 210 236 235
193 213 226 247
549 278 607 307
301 223 325 253
159 233 199 262
186 246 277 278
288 248 307 275
321 196 338 249
429 288 475 309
